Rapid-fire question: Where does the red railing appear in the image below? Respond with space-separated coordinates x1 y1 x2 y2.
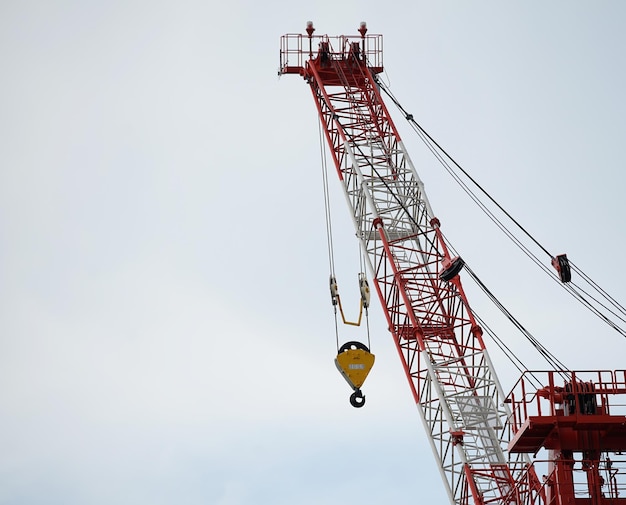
279 33 383 76
506 370 626 435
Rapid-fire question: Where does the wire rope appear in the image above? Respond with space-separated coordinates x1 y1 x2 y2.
321 75 569 374
318 116 341 351
319 117 336 278
318 103 374 352
375 76 626 340
318 56 621 379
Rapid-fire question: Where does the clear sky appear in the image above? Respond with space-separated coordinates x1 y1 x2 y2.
1 1 625 504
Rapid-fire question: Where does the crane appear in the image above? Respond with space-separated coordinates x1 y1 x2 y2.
279 22 626 505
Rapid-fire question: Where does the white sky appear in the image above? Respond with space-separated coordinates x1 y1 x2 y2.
1 1 625 504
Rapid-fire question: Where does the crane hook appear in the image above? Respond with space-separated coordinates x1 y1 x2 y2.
350 389 366 408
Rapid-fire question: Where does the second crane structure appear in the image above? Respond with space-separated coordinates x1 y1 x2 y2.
280 22 626 505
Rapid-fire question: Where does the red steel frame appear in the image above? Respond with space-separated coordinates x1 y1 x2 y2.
280 24 626 505
506 370 626 505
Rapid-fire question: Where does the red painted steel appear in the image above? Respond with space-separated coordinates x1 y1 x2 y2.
280 24 626 505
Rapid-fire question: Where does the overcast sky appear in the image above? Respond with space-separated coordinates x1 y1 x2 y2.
2 2 626 504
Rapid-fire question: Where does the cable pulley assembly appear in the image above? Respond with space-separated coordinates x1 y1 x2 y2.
552 254 572 283
358 273 370 308
440 256 465 282
330 276 339 306
329 274 369 326
329 274 374 406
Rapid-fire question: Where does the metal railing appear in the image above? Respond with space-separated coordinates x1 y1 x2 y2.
279 33 383 76
506 370 626 434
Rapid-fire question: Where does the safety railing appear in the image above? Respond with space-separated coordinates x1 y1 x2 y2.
279 33 383 76
506 370 626 435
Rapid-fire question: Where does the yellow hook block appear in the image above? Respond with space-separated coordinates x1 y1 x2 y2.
335 341 375 390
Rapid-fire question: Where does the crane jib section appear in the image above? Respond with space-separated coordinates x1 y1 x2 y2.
280 30 533 505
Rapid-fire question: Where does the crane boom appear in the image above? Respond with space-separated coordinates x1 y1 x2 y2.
280 23 626 505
